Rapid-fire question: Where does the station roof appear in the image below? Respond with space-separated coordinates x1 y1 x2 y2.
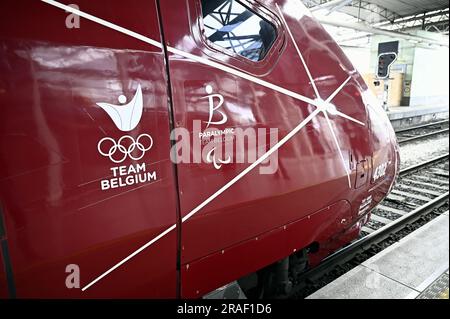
305 0 449 48
368 0 449 18
307 0 449 24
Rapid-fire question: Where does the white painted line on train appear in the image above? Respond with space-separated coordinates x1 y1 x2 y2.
276 4 364 127
41 0 358 291
166 46 319 106
42 0 364 131
275 4 321 100
323 111 353 188
80 108 321 292
326 75 350 103
333 109 365 126
42 0 317 108
277 4 361 188
81 224 177 291
182 108 322 223
42 0 164 49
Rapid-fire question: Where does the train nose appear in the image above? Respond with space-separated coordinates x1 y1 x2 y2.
361 89 400 198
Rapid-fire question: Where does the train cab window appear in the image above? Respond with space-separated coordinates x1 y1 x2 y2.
200 0 277 62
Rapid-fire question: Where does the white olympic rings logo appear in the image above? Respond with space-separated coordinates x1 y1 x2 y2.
97 134 153 164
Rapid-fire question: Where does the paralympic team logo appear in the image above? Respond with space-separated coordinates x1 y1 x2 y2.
96 84 154 164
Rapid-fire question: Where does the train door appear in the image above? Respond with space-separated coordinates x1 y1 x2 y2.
159 0 372 297
0 0 179 298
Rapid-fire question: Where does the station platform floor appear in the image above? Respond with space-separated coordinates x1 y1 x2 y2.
387 104 449 129
387 104 448 120
307 212 449 299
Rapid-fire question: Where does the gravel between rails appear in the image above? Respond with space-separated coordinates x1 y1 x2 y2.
399 134 449 169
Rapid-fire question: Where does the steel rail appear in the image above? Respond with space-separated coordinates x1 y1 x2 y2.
398 128 449 144
290 192 449 297
395 120 449 134
399 153 449 177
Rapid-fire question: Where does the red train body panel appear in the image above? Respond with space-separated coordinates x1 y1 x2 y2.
0 227 9 298
0 0 399 298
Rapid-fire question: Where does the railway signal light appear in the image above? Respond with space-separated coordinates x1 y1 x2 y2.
377 52 397 79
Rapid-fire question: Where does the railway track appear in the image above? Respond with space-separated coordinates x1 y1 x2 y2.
396 120 449 145
362 153 449 235
288 154 449 299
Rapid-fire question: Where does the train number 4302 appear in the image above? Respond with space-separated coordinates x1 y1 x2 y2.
373 162 389 182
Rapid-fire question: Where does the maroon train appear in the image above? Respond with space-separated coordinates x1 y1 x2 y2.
0 0 399 298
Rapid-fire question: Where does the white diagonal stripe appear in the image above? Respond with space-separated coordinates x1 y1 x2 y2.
276 4 321 99
41 0 358 291
81 224 177 291
323 111 352 188
82 108 321 291
42 0 163 49
326 76 351 103
182 108 321 223
167 47 318 108
333 109 365 126
42 0 320 111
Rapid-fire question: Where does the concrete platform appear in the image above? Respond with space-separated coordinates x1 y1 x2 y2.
388 104 449 130
307 213 449 299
